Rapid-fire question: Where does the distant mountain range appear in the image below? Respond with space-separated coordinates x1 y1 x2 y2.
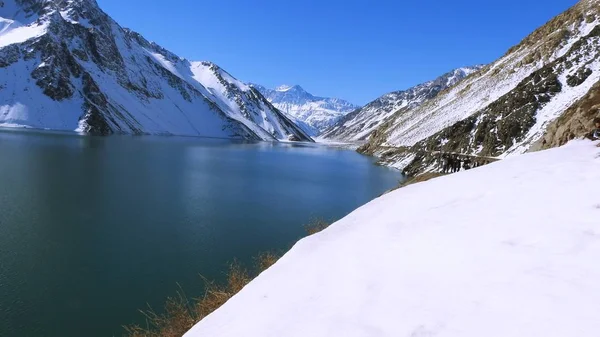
252 84 358 136
2 0 599 168
0 0 312 142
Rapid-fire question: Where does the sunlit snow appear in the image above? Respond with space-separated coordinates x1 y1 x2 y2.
186 140 600 337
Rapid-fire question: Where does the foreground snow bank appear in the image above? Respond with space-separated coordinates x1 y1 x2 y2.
185 141 600 337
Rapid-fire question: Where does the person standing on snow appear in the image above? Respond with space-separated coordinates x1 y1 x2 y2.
586 117 600 141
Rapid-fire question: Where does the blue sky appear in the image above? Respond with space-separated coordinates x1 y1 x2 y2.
98 0 577 105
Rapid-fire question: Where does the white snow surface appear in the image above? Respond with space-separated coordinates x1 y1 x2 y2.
0 0 47 48
186 140 600 337
275 84 293 92
0 21 47 47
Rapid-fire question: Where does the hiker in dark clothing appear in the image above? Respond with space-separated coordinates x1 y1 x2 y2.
447 156 455 173
464 157 472 170
586 117 600 141
452 157 461 173
447 157 454 173
441 155 450 173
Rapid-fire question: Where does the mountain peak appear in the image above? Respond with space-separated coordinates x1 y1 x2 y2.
0 0 105 27
254 84 358 135
13 0 99 12
275 84 303 92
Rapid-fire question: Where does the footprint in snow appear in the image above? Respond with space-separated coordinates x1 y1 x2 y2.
410 325 442 337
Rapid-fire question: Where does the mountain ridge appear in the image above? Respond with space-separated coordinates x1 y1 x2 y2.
321 66 483 141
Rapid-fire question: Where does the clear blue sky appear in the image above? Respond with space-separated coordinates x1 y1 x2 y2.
98 0 577 105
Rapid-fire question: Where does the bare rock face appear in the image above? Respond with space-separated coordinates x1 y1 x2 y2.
531 81 600 150
414 54 570 158
0 0 312 141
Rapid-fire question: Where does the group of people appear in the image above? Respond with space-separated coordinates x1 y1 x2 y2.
437 117 600 175
440 154 491 173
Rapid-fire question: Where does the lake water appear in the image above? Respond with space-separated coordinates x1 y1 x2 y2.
0 129 401 337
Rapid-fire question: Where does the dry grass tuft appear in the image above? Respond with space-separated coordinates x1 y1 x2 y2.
304 218 331 235
195 261 251 319
124 217 334 337
400 172 447 187
254 252 281 272
123 256 278 337
123 287 197 337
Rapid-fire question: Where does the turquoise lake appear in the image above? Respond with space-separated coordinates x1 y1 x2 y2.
0 129 401 337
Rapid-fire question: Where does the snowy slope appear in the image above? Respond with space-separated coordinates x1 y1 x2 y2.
185 140 600 337
322 67 482 141
0 0 311 141
252 84 358 136
361 0 600 170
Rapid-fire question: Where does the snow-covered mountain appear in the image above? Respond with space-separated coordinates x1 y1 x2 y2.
252 84 358 136
322 67 482 141
360 0 600 175
0 0 312 142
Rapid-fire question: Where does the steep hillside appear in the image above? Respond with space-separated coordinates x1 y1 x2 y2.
322 67 482 141
0 0 312 141
252 84 357 136
531 80 600 150
185 140 600 337
360 0 600 174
